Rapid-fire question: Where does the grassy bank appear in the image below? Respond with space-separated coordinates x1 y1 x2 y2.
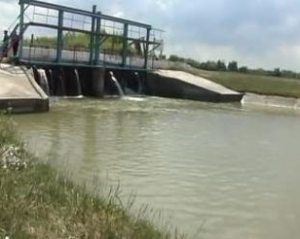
0 117 184 239
164 63 300 98
197 70 300 98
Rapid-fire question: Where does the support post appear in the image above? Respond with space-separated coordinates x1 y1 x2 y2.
122 23 128 67
18 2 25 59
56 10 64 63
89 5 97 64
144 28 151 69
94 11 101 65
92 68 105 97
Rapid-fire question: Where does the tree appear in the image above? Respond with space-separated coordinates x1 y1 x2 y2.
239 66 248 73
217 60 227 71
273 68 281 77
186 58 201 69
168 55 184 62
200 61 218 71
228 61 238 71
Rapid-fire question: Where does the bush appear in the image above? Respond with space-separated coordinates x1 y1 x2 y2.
228 61 238 71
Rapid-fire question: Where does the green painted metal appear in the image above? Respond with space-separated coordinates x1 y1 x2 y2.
56 10 64 63
93 11 101 65
144 28 151 69
19 59 151 72
19 0 151 29
18 2 25 59
16 0 163 70
89 5 97 64
122 23 128 67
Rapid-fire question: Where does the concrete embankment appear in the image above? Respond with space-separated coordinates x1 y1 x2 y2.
242 93 300 109
146 70 243 102
0 64 49 113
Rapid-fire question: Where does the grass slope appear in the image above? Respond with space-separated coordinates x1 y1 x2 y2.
197 70 300 98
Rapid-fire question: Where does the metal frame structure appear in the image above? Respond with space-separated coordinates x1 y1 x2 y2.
16 0 163 70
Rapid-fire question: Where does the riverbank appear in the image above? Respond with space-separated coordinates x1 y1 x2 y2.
0 117 183 239
157 61 300 98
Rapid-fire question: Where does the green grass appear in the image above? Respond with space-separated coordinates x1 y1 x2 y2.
0 118 185 239
24 33 138 55
165 64 300 98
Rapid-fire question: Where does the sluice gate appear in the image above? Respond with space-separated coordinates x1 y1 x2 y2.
0 1 243 114
0 0 163 102
31 66 147 98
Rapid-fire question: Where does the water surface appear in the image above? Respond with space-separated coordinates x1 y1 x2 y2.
13 97 300 239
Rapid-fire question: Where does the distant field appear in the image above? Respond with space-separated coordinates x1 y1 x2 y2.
195 69 300 98
162 63 300 98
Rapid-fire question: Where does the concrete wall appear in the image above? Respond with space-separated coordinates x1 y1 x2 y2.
0 64 49 113
242 93 300 109
30 66 106 98
146 70 243 102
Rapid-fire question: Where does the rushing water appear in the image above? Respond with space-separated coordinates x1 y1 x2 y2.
13 97 300 239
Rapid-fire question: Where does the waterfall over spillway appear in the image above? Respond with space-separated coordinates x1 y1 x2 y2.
45 69 54 96
38 69 50 96
74 69 82 96
134 72 143 94
58 70 66 96
109 71 124 96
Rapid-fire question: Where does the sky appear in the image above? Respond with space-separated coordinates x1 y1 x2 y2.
1 0 300 71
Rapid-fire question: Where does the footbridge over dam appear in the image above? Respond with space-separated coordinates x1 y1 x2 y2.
0 0 242 113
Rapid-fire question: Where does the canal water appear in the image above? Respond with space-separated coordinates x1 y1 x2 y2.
13 97 300 239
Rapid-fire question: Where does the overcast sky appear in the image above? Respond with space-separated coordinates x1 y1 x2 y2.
1 0 300 71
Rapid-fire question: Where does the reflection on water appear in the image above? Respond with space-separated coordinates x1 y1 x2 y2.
13 97 300 239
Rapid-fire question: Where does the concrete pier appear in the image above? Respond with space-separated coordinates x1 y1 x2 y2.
92 68 105 97
146 70 243 102
0 64 49 113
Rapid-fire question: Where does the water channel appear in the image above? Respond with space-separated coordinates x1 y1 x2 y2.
13 96 300 239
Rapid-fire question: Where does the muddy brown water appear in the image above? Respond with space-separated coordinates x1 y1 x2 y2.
13 96 300 239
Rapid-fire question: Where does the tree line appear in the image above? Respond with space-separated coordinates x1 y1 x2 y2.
168 54 300 79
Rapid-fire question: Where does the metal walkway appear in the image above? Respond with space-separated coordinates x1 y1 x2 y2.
2 0 164 71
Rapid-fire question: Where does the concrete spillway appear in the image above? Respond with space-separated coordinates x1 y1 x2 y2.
0 64 49 113
147 70 243 102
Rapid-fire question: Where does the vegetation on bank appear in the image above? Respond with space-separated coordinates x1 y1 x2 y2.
0 117 184 239
168 54 300 80
23 32 140 55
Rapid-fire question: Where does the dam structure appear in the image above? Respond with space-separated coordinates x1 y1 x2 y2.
0 0 242 113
